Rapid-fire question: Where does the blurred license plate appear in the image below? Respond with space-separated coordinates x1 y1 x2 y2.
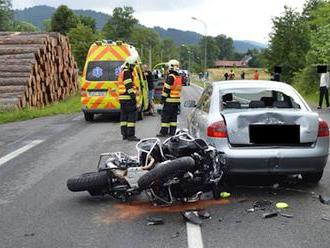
89 91 107 96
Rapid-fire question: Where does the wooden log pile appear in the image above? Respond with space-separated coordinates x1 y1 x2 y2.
0 32 79 109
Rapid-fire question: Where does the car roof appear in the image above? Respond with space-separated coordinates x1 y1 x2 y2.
212 80 294 91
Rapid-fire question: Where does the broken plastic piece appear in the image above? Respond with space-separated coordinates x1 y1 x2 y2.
319 195 330 205
280 213 294 218
321 216 330 222
197 209 211 219
272 183 280 189
263 212 278 219
247 208 255 213
220 192 231 198
146 217 164 225
276 202 289 209
171 232 180 239
182 211 202 225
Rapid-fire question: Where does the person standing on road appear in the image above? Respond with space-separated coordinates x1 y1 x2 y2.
253 70 259 80
143 64 155 116
157 59 182 137
118 55 140 141
318 70 330 110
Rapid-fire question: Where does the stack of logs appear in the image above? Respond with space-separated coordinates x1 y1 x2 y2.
0 32 79 109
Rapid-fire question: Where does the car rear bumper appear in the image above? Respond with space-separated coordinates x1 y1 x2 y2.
209 137 329 175
82 108 120 114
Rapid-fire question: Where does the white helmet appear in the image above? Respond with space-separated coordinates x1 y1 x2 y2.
168 59 180 71
126 55 138 65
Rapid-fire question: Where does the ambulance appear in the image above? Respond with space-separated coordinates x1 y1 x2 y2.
80 40 149 121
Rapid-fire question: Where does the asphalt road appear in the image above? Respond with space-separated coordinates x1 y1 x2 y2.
0 84 330 248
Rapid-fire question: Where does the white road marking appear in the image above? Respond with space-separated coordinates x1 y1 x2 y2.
0 140 44 167
72 115 83 121
186 221 204 248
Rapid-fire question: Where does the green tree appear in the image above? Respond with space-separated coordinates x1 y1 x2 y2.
200 36 219 68
214 34 234 60
78 15 96 32
12 21 37 31
103 6 138 41
160 38 178 62
131 26 160 65
42 19 51 31
293 1 329 94
0 0 12 31
50 5 78 34
68 23 100 70
263 6 310 83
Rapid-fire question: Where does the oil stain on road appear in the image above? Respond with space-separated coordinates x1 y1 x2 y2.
95 199 231 224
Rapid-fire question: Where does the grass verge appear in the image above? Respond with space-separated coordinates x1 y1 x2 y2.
0 94 81 124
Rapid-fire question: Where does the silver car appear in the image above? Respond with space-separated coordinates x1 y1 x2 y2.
187 80 329 183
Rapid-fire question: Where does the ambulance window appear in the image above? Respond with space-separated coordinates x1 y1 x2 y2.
86 61 124 81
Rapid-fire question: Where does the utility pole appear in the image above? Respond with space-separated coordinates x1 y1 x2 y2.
191 17 207 70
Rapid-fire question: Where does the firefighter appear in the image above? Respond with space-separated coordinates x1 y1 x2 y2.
118 55 140 141
157 59 182 137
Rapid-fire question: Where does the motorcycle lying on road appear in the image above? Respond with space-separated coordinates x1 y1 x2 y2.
67 132 226 205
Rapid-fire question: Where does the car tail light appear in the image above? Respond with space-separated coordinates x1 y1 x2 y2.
318 118 329 137
81 89 87 97
207 120 227 138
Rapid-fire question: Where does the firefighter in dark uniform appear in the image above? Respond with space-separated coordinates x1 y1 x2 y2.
157 59 182 137
118 55 140 141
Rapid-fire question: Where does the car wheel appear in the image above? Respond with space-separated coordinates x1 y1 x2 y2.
84 112 94 122
302 171 323 183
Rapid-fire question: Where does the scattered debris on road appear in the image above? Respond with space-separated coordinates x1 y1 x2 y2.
263 212 278 219
146 216 164 225
321 216 330 222
197 209 211 219
276 202 289 209
319 195 330 205
24 233 35 237
220 192 231 198
182 211 202 225
280 213 294 218
253 200 272 210
171 232 180 239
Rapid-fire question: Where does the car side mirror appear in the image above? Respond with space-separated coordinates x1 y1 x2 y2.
184 100 196 108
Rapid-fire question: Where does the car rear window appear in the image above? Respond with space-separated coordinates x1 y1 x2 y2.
220 88 303 110
86 61 123 81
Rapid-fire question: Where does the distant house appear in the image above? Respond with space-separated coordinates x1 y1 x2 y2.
214 56 252 68
214 60 246 68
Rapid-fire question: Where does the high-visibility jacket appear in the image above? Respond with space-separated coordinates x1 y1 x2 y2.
162 72 182 103
118 68 137 101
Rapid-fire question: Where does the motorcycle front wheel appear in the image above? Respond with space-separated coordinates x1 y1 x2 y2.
137 156 195 190
67 171 110 195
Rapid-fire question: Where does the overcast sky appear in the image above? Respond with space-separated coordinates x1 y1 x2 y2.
12 0 307 43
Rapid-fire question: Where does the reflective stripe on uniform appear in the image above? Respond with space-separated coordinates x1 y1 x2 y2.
128 88 136 94
165 98 180 103
164 83 171 89
170 122 177 126
162 92 168 97
161 123 170 127
124 79 132 84
127 122 135 127
119 95 132 100
120 121 127 126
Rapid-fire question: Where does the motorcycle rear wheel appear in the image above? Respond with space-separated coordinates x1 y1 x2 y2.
137 156 195 190
67 171 109 193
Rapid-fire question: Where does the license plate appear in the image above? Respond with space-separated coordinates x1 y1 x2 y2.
89 91 107 96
